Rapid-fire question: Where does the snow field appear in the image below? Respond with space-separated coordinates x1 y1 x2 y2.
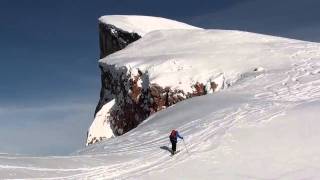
1 55 318 179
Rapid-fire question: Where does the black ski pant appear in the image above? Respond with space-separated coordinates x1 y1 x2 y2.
170 139 177 153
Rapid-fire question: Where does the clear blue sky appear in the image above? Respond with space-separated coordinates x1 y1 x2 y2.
1 0 319 156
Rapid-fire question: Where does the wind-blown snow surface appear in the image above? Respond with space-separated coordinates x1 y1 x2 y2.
2 26 320 179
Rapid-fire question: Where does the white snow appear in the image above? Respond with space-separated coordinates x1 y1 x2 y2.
86 99 115 146
101 29 320 93
139 101 320 180
99 15 200 36
1 16 320 179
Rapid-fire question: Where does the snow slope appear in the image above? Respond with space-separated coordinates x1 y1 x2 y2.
1 16 320 179
101 29 320 93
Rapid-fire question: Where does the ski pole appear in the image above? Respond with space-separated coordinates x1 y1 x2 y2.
183 139 190 154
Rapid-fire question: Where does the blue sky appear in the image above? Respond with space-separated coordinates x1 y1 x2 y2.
0 0 246 155
0 0 319 155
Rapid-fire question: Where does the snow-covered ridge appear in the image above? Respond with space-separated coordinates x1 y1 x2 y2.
90 15 320 146
99 15 201 36
101 29 320 93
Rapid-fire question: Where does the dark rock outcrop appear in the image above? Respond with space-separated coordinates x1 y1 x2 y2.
99 23 141 59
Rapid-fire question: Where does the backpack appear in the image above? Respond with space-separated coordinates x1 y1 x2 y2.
169 130 177 140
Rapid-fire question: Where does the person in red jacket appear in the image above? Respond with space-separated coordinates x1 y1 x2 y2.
169 130 184 155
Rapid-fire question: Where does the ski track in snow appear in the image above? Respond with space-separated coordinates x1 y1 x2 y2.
0 53 319 179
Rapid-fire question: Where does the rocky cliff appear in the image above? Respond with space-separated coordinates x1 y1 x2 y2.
86 16 217 145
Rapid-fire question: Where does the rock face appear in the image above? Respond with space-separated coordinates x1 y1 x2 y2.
86 19 217 146
88 66 217 145
98 22 141 59
94 23 141 117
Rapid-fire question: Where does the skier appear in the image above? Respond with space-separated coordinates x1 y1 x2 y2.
169 129 184 155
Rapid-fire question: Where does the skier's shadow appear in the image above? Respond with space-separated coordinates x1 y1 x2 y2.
160 146 172 154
